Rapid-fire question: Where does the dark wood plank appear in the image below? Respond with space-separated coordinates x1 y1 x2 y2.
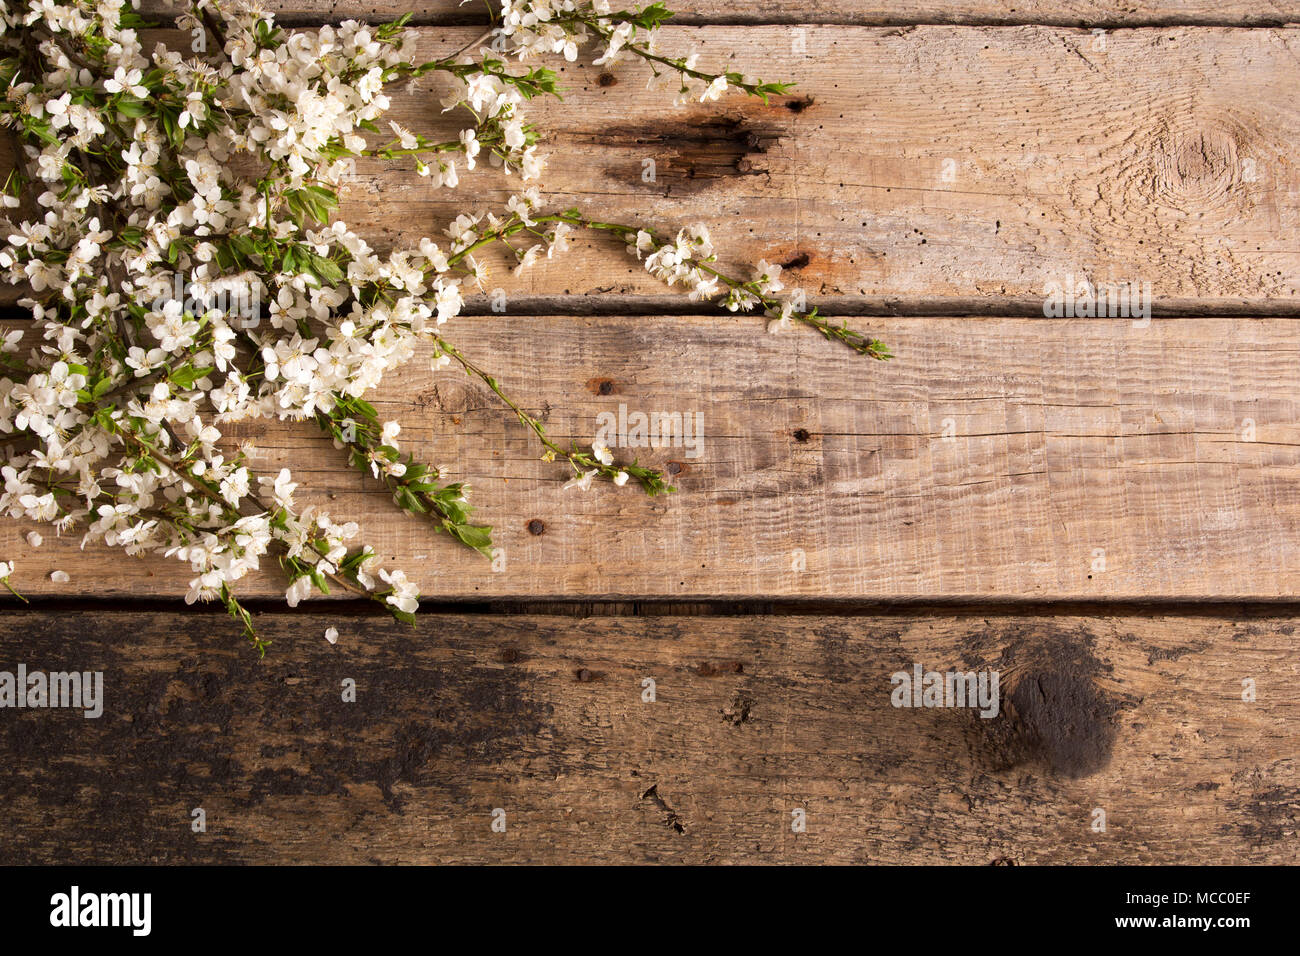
0 609 1294 863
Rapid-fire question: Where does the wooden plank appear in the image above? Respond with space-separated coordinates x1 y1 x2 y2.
140 1 1300 27
7 25 1298 305
0 608 1293 864
6 315 1300 601
392 23 1300 303
311 24 1300 304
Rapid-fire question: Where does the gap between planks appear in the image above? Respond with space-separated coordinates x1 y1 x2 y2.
17 596 1300 615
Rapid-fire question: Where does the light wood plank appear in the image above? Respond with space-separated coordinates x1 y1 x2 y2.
0 609 1293 864
5 315 1300 601
324 24 1300 303
6 25 1298 305
141 1 1300 27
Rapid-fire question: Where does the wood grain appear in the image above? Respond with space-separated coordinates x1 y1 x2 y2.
139 1 1300 27
4 3 1298 870
6 315 1300 602
0 608 1293 864
317 24 1300 304
8 25 1298 305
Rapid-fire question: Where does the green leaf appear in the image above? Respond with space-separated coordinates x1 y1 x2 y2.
307 252 343 284
169 364 214 389
116 97 150 118
386 604 417 626
444 520 493 558
284 186 338 226
160 108 184 150
395 486 428 514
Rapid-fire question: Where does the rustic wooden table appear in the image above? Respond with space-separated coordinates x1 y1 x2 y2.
1 0 1297 864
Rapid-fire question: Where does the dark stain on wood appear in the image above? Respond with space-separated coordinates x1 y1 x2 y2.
1229 786 1300 846
0 612 560 860
964 625 1122 779
573 115 781 191
697 660 745 676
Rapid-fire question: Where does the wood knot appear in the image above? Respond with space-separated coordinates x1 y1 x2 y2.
418 379 475 414
1144 119 1252 217
721 691 754 725
966 632 1120 778
526 519 545 536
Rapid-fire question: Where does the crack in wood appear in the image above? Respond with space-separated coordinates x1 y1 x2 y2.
640 784 688 834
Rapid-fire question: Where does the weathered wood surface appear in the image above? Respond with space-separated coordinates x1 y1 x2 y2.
6 315 1300 602
285 24 1300 303
0 609 1293 864
1 0 1295 872
7 25 1299 306
140 1 1300 27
